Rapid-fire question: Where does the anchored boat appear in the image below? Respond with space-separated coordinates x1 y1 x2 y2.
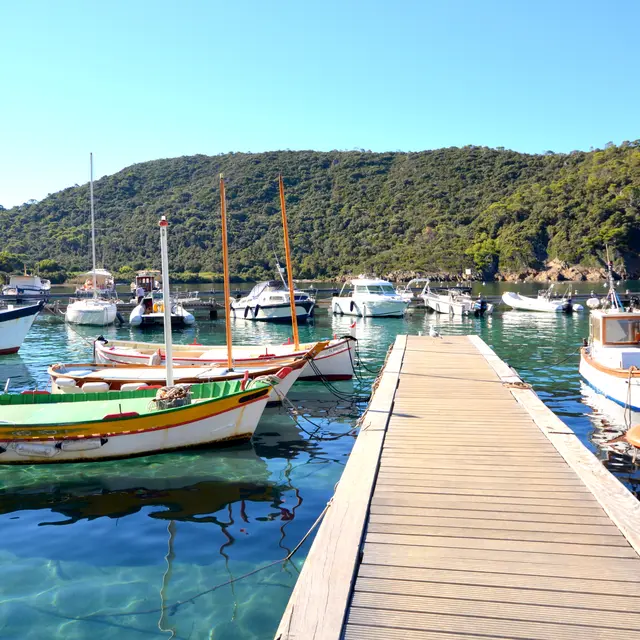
94 336 355 381
230 280 315 323
502 285 583 313
0 376 283 463
420 281 493 317
0 301 44 354
332 278 409 317
129 291 195 327
66 154 118 326
2 273 51 298
49 341 327 403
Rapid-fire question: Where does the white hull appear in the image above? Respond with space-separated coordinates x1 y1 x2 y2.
502 291 578 313
0 306 41 354
230 301 314 322
331 297 408 317
95 337 355 381
421 294 468 315
579 351 640 412
0 395 269 463
65 300 117 326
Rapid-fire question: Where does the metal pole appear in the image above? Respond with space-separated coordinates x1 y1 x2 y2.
220 175 234 370
279 175 299 349
89 153 97 298
159 216 174 386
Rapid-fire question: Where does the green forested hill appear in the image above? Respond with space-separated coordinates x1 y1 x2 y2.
1 144 639 281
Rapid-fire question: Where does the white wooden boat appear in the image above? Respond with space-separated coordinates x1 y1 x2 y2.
0 301 44 354
129 292 195 327
420 282 493 317
502 286 583 313
65 155 118 326
2 274 51 298
331 278 409 317
94 335 355 380
0 375 284 463
580 274 640 418
49 342 326 403
230 280 315 322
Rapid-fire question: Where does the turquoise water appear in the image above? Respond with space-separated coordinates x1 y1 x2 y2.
1 284 640 639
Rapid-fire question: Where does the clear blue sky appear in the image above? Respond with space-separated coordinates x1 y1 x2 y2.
1 0 638 207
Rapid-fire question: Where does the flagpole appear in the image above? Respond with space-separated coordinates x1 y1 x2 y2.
220 175 234 370
159 216 174 386
278 175 299 349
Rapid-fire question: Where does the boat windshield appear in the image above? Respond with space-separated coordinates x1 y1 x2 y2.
366 285 396 295
603 317 640 345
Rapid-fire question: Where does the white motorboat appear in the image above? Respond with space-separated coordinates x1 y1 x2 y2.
0 301 44 354
420 282 493 317
65 298 118 326
331 278 409 317
65 154 118 326
424 285 494 316
2 274 51 298
129 291 195 327
94 335 355 381
74 269 116 297
502 285 583 313
230 280 315 322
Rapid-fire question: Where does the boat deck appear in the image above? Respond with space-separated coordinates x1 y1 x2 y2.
276 334 640 640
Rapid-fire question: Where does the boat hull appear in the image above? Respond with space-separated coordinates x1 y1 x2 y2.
95 336 355 381
129 304 195 327
230 300 315 323
579 349 640 412
0 302 43 354
331 298 408 317
0 385 273 464
65 301 117 326
421 294 469 316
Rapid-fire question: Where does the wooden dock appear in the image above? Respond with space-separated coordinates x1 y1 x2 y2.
276 334 640 640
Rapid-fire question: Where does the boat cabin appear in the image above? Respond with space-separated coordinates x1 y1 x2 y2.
132 271 161 294
79 269 114 292
589 310 640 369
338 278 398 297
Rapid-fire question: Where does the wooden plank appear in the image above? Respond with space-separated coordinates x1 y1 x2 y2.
364 532 637 558
358 563 640 597
351 591 640 630
274 336 406 640
363 543 640 580
366 520 627 545
345 608 625 640
354 575 640 611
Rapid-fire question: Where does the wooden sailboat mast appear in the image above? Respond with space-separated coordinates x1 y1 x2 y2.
220 175 234 370
278 175 300 349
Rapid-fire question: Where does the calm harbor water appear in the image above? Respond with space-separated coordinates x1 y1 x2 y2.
1 280 640 639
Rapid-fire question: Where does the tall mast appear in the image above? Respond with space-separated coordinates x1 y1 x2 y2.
278 175 299 349
159 216 174 386
220 175 234 370
89 153 98 298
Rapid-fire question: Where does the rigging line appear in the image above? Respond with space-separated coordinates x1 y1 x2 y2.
79 494 335 620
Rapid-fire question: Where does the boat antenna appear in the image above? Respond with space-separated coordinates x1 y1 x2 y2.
89 153 98 298
159 215 174 386
219 175 234 370
273 250 288 288
278 175 299 349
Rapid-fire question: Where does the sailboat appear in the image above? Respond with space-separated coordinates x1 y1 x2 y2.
65 153 118 326
0 216 290 463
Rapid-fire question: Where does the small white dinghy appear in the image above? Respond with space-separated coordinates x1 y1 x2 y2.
502 286 583 313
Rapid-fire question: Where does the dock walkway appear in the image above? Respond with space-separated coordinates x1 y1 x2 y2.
276 334 640 640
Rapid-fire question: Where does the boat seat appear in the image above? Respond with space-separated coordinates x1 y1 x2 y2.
82 382 111 393
120 383 148 392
